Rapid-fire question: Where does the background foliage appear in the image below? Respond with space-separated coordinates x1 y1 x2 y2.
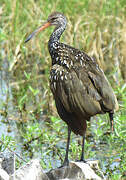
0 0 126 179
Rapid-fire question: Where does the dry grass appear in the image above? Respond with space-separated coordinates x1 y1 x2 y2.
1 0 126 82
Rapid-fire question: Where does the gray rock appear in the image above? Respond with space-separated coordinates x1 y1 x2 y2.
46 161 103 180
9 159 104 180
0 157 9 180
0 152 14 175
10 159 49 180
0 168 9 180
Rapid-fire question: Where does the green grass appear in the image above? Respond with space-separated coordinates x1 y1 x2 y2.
0 0 126 179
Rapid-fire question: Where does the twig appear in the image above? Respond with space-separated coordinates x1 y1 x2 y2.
23 134 42 147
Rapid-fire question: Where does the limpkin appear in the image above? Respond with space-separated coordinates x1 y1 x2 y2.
25 12 118 166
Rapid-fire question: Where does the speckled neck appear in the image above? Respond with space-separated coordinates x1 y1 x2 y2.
48 21 67 54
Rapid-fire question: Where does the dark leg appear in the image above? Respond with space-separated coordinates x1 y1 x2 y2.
62 126 71 166
109 112 114 132
80 132 86 162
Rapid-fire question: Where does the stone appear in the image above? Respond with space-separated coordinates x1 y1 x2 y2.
0 168 9 180
9 159 104 180
10 159 49 180
46 161 103 180
1 152 14 175
0 157 9 180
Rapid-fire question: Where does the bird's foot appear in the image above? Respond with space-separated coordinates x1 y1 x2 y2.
76 159 87 163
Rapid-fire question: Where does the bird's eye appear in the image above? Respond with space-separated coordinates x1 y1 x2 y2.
51 17 57 21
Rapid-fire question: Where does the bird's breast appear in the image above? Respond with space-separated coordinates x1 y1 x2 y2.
49 64 73 94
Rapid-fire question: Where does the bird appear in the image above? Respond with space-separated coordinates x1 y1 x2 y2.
25 12 119 166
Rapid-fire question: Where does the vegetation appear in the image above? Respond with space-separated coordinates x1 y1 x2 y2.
0 0 126 179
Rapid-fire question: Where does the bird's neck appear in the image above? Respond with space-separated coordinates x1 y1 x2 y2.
48 23 66 53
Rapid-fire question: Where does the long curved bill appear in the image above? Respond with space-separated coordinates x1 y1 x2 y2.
25 22 51 43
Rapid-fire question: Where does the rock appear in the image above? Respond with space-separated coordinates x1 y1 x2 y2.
0 168 9 180
9 159 104 180
0 152 14 175
10 159 49 180
0 157 9 180
46 161 103 180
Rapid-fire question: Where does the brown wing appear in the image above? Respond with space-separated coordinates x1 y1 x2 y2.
50 64 102 135
50 46 118 135
66 47 119 113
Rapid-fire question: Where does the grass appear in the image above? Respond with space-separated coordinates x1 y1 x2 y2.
0 0 126 179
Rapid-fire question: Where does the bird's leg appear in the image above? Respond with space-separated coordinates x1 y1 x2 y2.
80 132 86 162
109 112 114 132
62 126 71 167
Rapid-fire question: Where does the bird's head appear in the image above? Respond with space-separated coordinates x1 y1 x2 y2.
47 12 67 27
25 12 67 43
